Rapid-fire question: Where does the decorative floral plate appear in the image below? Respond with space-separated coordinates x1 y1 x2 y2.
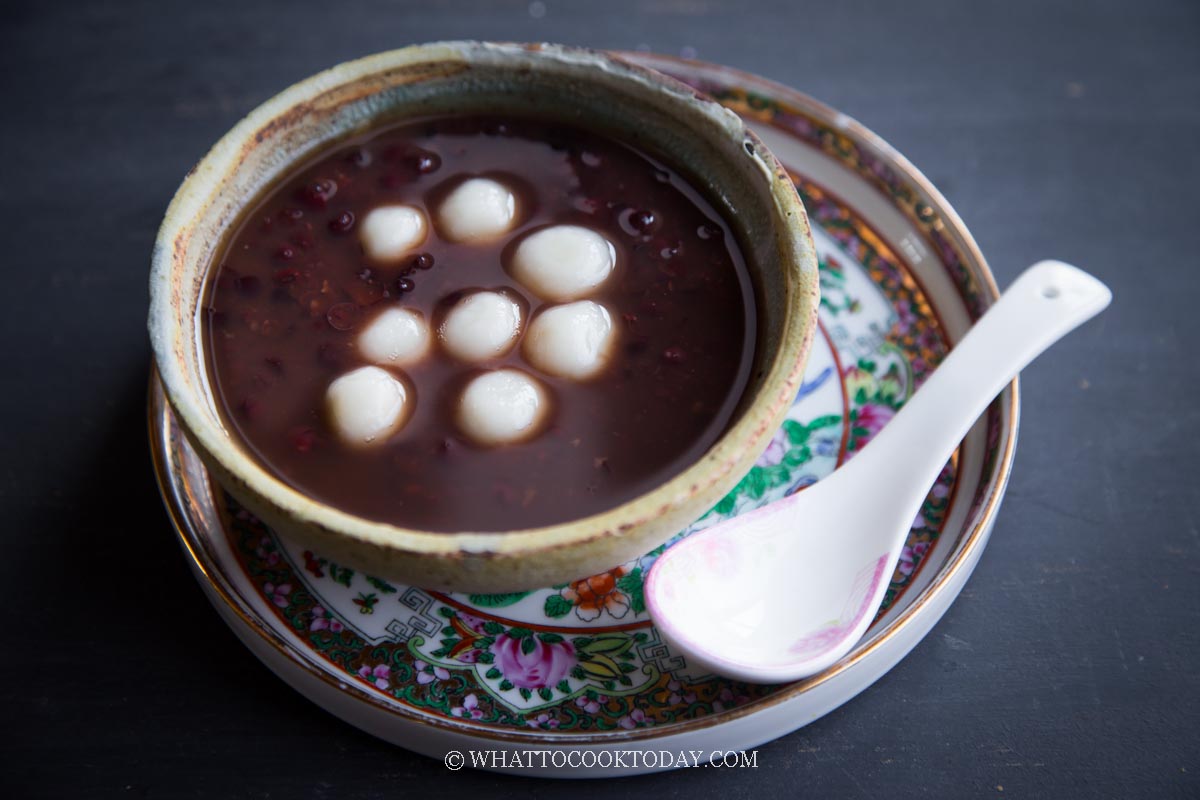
150 53 1017 777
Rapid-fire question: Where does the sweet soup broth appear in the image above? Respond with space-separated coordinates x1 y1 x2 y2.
203 115 757 531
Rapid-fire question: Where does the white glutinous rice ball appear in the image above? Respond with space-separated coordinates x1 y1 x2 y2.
360 205 427 262
523 301 616 381
457 369 549 446
511 225 616 301
325 366 410 446
358 307 430 366
439 291 524 362
436 178 517 242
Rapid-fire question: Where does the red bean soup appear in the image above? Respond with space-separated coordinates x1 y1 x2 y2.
203 115 757 531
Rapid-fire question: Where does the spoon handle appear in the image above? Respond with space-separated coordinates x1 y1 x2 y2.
833 260 1111 519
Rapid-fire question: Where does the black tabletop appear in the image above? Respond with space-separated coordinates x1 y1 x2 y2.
4 0 1197 796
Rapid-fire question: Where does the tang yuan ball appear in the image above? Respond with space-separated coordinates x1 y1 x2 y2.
511 225 616 301
457 369 549 446
358 307 430 366
523 301 616 381
437 178 516 242
325 366 411 446
360 205 427 262
439 291 524 362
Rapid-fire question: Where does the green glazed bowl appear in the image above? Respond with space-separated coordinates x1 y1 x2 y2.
148 41 819 592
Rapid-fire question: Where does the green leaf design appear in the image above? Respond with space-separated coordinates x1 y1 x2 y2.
538 633 564 644
783 419 809 445
570 666 587 681
482 621 504 636
499 679 514 691
330 565 354 588
806 413 842 431
783 447 811 467
615 569 646 615
538 687 553 702
508 627 532 640
365 576 397 594
580 635 633 656
543 594 574 618
740 468 767 500
467 591 532 608
520 636 536 655
518 687 532 700
556 680 572 693
485 667 501 680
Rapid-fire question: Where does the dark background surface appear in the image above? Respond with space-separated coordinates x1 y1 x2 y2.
3 0 1197 796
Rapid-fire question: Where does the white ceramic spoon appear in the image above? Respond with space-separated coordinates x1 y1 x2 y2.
644 260 1111 683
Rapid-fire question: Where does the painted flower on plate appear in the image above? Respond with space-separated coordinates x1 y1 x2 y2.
414 659 450 685
897 541 931 577
617 707 652 730
561 568 631 621
254 536 281 567
854 403 895 438
357 663 391 691
574 694 608 715
712 686 751 713
490 633 576 690
755 431 788 467
451 693 485 720
263 582 291 608
309 605 343 633
666 679 697 706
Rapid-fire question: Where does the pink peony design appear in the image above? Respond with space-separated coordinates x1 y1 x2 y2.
357 663 391 691
490 633 576 690
451 693 484 720
854 403 895 438
309 605 343 633
263 582 291 608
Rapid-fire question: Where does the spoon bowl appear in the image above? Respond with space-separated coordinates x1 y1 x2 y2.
645 260 1111 682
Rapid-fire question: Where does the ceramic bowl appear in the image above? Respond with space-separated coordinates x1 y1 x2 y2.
148 41 820 592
